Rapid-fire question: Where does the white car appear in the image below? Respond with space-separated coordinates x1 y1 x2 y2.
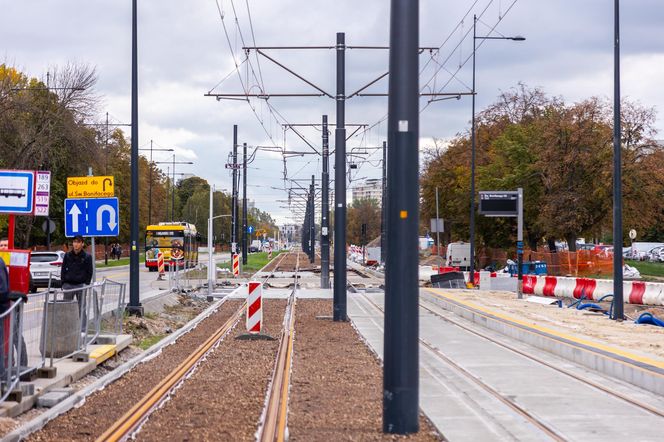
29 251 65 292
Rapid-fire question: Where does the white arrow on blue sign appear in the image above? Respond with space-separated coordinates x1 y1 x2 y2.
65 197 120 237
247 226 254 234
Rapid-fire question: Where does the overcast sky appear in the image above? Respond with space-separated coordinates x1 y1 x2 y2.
2 1 663 225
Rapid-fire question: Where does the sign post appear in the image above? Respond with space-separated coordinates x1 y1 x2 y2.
479 189 524 297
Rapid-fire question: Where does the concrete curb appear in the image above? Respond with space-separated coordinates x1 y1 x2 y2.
3 286 244 442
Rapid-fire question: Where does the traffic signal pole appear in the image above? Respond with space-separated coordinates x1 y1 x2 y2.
333 32 347 321
384 0 419 434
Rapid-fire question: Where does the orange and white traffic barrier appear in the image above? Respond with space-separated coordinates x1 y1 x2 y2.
232 254 240 277
246 281 262 333
157 252 165 280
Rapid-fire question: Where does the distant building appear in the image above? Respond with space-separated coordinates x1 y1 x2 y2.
280 224 300 243
351 178 382 203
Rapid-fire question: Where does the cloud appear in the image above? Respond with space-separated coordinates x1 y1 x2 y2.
2 0 662 224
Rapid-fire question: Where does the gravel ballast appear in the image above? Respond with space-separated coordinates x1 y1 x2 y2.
28 300 243 441
135 300 287 441
288 299 442 441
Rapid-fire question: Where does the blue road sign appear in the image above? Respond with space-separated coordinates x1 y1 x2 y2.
65 197 120 237
0 170 34 214
247 226 254 234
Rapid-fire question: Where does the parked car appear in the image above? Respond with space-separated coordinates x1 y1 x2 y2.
29 251 65 293
647 246 664 263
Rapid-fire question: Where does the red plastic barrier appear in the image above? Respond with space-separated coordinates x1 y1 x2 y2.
522 275 537 294
438 266 459 274
573 278 597 300
543 276 558 297
629 281 646 305
0 250 31 295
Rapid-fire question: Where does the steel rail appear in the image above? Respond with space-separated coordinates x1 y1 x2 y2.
361 294 566 442
259 253 300 442
419 298 664 419
96 302 246 442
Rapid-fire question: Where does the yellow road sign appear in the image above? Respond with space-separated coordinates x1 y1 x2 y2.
67 176 115 198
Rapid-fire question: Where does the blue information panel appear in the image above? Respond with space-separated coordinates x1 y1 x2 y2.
0 170 34 214
65 197 120 237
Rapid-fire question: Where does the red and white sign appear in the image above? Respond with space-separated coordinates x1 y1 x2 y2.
233 254 240 277
246 281 262 333
34 171 51 217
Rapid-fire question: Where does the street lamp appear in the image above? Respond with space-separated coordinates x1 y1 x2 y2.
139 140 174 225
469 14 525 286
155 155 194 221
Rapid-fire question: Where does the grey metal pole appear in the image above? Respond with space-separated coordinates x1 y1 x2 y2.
310 175 315 263
381 140 387 265
128 0 142 314
171 154 176 222
88 167 97 283
612 0 624 320
231 126 238 257
469 14 477 286
384 0 419 434
148 139 153 225
321 115 330 288
208 185 215 297
333 32 347 321
435 187 441 257
517 187 524 299
242 142 248 265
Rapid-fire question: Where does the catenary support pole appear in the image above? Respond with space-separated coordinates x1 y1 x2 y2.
381 140 387 265
384 0 419 434
435 187 441 257
517 187 524 299
469 14 478 286
231 126 238 258
321 115 330 288
310 175 315 263
128 0 142 315
148 140 153 225
612 0 624 320
333 32 347 321
242 142 248 265
88 167 97 283
208 184 214 298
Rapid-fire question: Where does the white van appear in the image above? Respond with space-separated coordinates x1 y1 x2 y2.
445 242 471 271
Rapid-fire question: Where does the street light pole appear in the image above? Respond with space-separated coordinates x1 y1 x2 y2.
612 0 624 320
469 15 525 287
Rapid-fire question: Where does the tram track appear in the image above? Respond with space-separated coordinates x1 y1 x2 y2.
358 290 664 440
96 251 301 442
418 297 664 420
359 294 568 441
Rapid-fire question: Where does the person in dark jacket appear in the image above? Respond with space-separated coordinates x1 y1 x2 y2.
61 235 93 330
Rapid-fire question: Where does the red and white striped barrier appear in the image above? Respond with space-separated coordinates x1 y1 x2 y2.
521 275 664 306
232 254 240 277
157 252 165 280
246 281 262 333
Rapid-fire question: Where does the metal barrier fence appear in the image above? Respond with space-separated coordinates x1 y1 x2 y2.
0 298 25 402
10 279 127 393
